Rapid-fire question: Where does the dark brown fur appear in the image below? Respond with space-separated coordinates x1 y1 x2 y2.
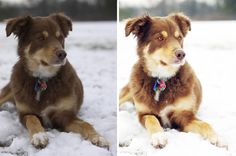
11 60 82 124
0 13 109 149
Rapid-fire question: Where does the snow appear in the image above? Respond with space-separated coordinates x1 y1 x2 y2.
0 22 116 156
118 21 236 156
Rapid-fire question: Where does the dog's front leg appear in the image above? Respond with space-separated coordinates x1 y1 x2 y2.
183 118 227 148
51 111 109 148
65 118 109 148
140 114 167 148
169 110 227 148
23 115 48 148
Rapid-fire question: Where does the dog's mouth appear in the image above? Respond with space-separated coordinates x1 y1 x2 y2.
40 60 49 66
160 58 185 67
52 58 67 66
173 58 185 66
40 58 67 67
160 60 167 66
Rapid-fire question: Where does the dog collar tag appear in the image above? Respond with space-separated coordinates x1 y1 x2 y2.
153 79 166 92
153 79 166 101
34 79 47 101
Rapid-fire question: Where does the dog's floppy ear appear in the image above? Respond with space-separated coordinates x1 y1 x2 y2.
50 13 72 37
125 15 151 38
169 13 191 37
6 16 32 37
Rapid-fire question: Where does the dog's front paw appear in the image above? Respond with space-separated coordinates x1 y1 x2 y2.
151 132 168 148
201 129 228 149
89 134 109 149
31 132 49 148
209 135 228 149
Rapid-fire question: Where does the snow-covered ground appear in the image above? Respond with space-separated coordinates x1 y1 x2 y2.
118 21 236 156
0 22 117 156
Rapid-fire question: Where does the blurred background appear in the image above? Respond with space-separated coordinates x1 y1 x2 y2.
0 0 117 155
120 0 236 20
0 0 116 21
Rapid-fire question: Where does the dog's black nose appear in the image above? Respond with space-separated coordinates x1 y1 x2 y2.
175 49 185 60
56 50 67 60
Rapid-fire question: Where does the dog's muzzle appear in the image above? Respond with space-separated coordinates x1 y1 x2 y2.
175 49 185 61
56 50 67 61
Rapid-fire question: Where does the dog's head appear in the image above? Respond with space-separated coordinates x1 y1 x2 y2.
6 13 72 68
125 13 191 78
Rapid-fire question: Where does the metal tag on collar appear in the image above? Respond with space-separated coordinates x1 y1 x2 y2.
153 78 166 92
34 78 47 101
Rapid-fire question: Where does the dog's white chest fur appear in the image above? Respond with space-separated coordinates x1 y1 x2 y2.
32 65 56 78
154 91 160 101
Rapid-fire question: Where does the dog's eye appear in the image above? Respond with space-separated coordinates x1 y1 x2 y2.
37 36 46 41
157 36 164 41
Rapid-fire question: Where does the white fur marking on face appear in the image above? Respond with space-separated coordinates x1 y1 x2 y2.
174 31 180 38
56 31 60 37
42 31 49 38
143 44 181 79
24 45 60 78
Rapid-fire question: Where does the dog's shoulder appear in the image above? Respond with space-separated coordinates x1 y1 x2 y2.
10 60 34 91
130 61 156 104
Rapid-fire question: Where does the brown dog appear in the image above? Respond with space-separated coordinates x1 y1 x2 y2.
0 13 109 148
119 13 225 148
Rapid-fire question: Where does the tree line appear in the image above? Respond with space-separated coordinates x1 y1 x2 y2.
120 0 236 20
0 0 117 21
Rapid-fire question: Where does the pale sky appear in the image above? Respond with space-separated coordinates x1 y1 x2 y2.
0 0 96 4
120 0 216 7
0 0 216 6
0 0 26 4
120 0 159 8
